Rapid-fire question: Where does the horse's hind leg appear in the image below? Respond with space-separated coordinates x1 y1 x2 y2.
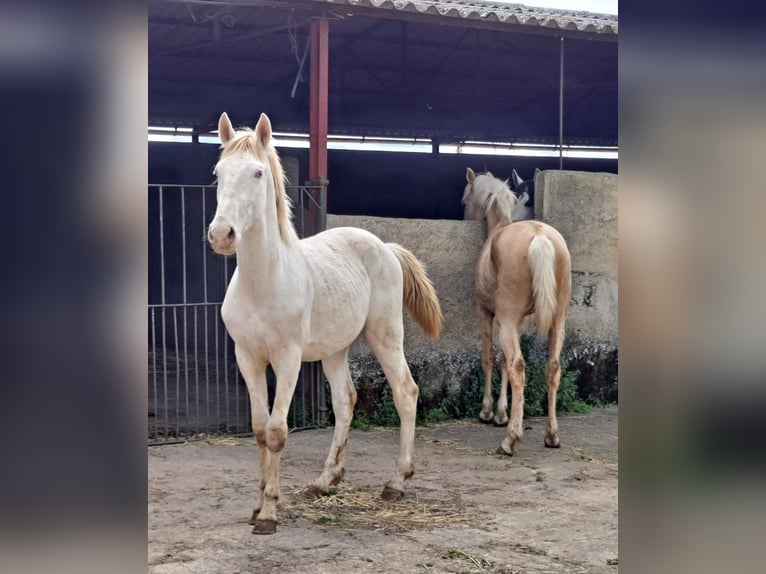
545 319 566 448
496 315 526 456
494 352 510 426
477 306 496 423
309 348 357 496
364 320 418 501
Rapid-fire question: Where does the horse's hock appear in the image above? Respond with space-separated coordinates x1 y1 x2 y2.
326 170 617 411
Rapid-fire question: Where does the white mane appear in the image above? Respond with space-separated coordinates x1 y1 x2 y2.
463 173 518 220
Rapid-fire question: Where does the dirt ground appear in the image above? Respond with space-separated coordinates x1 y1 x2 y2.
149 406 617 574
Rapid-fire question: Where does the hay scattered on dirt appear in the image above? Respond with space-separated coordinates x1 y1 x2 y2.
203 436 253 446
283 483 472 532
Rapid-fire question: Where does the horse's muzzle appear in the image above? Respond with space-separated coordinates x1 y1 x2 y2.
208 221 237 254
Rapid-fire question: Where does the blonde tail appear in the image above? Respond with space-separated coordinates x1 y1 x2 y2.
528 235 558 333
388 243 443 340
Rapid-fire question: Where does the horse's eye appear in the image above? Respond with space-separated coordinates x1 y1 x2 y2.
255 170 264 179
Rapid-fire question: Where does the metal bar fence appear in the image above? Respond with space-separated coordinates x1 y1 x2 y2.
148 183 327 444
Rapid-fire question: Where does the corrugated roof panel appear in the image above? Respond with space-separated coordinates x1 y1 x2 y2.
316 0 617 34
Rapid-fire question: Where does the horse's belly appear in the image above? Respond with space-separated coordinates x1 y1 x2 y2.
301 296 368 361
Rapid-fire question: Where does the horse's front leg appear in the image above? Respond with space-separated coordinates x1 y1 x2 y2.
234 345 270 525
251 348 302 535
477 306 496 423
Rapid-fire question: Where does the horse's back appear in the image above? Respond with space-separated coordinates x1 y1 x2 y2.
302 226 399 278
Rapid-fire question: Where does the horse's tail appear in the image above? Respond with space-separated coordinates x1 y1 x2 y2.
387 243 443 340
528 234 558 334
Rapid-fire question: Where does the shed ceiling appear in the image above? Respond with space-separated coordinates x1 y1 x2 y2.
149 0 617 146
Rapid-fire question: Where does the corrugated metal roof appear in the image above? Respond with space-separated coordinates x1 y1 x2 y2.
315 0 617 34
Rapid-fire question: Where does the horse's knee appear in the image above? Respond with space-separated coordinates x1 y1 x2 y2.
253 428 267 448
547 358 561 385
265 421 287 453
511 356 525 374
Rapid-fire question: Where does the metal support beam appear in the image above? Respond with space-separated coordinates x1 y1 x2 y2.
309 17 329 182
559 37 565 170
307 18 329 424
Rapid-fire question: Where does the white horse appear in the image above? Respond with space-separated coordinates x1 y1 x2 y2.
207 112 443 535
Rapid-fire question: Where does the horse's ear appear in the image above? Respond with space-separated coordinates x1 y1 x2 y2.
255 113 272 147
466 167 476 183
534 168 541 176
512 169 524 188
218 112 235 144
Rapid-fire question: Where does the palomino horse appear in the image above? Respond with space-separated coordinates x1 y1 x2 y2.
207 112 443 534
462 167 571 455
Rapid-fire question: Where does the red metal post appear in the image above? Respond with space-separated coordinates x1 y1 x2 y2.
309 18 329 182
307 18 330 423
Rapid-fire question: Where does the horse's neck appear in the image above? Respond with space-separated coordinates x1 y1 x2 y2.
486 209 512 233
234 216 299 294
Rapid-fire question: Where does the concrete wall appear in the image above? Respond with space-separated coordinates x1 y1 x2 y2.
536 170 618 344
326 215 486 409
327 169 618 407
535 170 618 402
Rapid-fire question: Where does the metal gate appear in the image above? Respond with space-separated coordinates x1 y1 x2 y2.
148 183 327 444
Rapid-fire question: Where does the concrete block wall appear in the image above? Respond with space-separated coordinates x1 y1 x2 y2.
535 170 618 402
325 215 486 409
326 170 618 409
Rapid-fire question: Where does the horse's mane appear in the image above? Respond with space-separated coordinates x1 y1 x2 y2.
463 173 518 222
220 130 299 245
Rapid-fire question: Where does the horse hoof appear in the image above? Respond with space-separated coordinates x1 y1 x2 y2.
545 436 561 448
305 485 328 499
495 446 514 457
248 509 260 525
493 418 508 427
251 519 278 535
381 486 404 501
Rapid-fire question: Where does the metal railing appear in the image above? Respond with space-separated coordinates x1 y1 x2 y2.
148 183 327 444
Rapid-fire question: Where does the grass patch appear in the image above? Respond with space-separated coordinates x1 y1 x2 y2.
344 334 590 429
442 548 492 571
437 334 587 421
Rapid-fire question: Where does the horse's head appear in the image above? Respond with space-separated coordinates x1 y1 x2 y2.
463 167 522 228
462 167 484 219
462 167 492 220
207 112 291 255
